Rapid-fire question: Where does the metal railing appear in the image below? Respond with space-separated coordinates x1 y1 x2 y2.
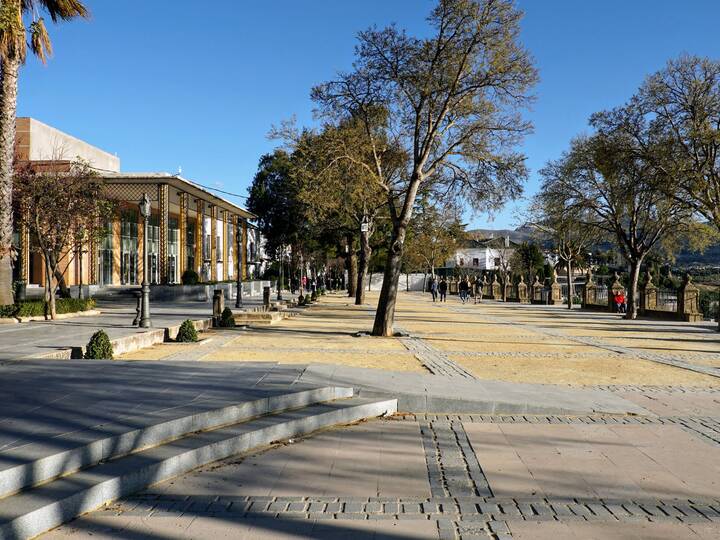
656 288 678 312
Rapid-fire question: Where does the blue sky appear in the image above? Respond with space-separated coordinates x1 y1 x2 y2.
19 1 720 229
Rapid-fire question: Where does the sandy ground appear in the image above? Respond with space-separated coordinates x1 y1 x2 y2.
118 291 719 386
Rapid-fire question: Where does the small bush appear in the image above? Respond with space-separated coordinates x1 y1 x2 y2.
181 269 200 285
297 294 304 305
311 291 318 301
84 330 113 359
0 305 16 318
176 319 199 342
218 307 236 328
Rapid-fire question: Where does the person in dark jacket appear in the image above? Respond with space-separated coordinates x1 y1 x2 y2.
429 277 438 302
458 277 470 304
438 279 448 302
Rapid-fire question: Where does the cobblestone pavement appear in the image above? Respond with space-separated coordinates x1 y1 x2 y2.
399 334 477 379
46 408 720 539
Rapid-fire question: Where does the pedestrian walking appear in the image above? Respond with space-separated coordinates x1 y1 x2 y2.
459 277 470 304
429 277 438 302
439 278 448 302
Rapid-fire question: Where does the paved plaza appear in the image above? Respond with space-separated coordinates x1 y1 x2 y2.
0 292 718 539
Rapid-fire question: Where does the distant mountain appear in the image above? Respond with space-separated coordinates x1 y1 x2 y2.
466 225 537 243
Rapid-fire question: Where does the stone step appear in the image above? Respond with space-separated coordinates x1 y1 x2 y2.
232 311 284 325
0 387 353 501
0 395 396 540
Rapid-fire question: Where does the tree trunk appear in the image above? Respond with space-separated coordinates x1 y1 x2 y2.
78 246 84 299
49 252 71 298
44 252 57 320
566 260 573 309
355 224 371 305
0 55 20 306
345 233 357 298
626 259 642 320
372 222 408 336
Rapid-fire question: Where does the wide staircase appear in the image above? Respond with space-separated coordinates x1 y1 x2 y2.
0 387 396 539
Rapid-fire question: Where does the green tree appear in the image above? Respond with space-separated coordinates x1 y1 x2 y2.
314 0 537 335
509 242 544 285
0 0 88 306
403 199 466 283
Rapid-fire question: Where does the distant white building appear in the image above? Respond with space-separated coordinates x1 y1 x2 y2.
446 236 519 271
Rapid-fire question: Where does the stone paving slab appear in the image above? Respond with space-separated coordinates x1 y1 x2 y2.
299 364 649 415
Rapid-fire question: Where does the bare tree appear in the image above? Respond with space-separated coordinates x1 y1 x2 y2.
14 161 115 318
313 0 537 335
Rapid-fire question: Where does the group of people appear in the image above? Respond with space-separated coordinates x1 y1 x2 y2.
429 276 473 304
429 277 448 302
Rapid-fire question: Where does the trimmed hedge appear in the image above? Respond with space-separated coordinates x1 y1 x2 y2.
217 307 236 328
0 298 96 318
176 319 199 342
84 330 113 359
181 269 200 285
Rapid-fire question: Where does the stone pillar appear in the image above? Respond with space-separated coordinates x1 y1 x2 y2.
678 274 701 322
491 274 501 300
481 275 490 298
222 211 229 281
195 199 204 276
609 272 625 313
582 269 595 307
210 204 218 281
504 275 513 301
179 192 187 278
549 269 562 305
212 289 224 325
517 275 528 303
532 275 543 304
640 270 657 315
158 183 169 284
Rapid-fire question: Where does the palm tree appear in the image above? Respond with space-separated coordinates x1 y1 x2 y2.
0 0 88 305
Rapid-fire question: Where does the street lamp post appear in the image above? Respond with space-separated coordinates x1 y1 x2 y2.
139 193 152 328
235 216 243 308
277 247 284 301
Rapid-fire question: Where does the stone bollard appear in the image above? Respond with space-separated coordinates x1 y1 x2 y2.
263 286 271 309
549 270 562 305
678 274 701 322
213 289 224 325
640 270 657 315
582 269 596 308
491 274 501 300
481 275 490 298
531 275 543 304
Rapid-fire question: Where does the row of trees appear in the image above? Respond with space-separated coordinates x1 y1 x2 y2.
532 55 720 323
250 0 537 335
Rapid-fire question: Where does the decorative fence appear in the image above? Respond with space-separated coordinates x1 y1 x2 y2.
655 289 678 312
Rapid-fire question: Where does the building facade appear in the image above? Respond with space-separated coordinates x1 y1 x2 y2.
13 118 256 290
446 236 518 271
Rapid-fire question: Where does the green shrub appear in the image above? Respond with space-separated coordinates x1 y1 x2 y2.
176 319 199 342
84 330 113 359
0 305 16 318
181 269 200 285
10 298 95 318
218 307 236 328
311 291 318 302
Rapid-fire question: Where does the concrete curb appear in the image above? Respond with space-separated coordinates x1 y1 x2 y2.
16 309 101 323
31 316 214 360
0 396 397 540
0 386 353 500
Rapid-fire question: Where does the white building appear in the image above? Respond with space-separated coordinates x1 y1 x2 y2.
446 236 519 271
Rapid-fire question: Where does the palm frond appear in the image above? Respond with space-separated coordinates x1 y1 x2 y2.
29 18 52 63
0 0 26 60
23 0 89 22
